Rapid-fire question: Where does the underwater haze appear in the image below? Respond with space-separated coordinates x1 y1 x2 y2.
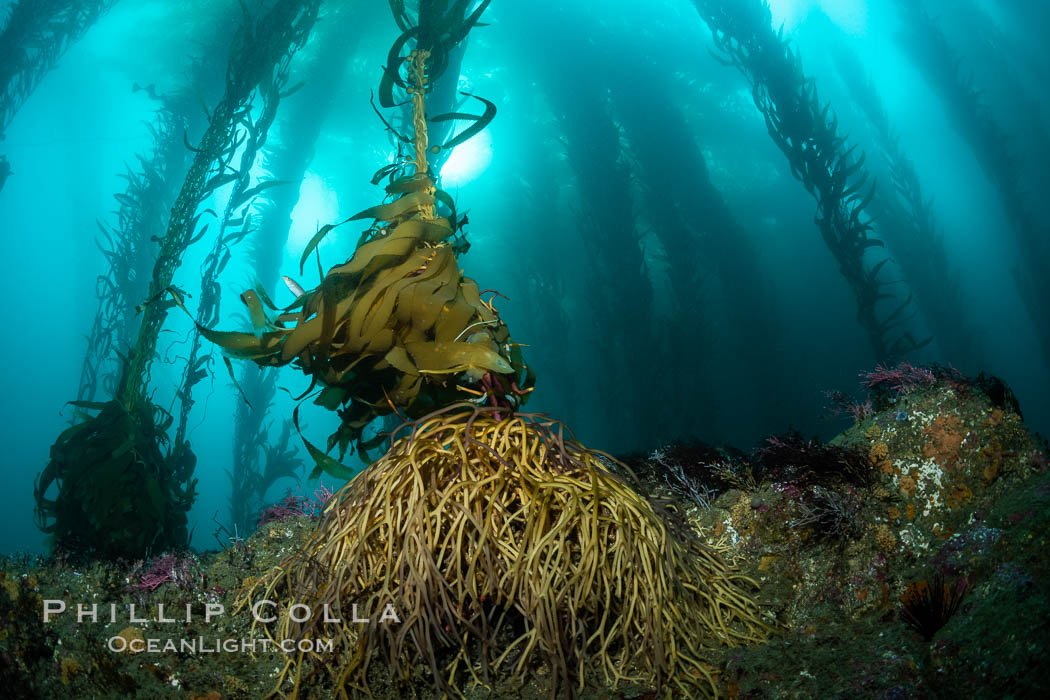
1 0 1048 559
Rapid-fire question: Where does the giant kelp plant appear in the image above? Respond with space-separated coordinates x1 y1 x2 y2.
188 1 774 696
0 0 119 192
917 0 1050 202
76 28 231 404
831 41 970 364
34 0 321 560
121 0 319 414
33 399 195 559
76 94 187 404
691 0 928 361
195 36 530 464
173 10 310 452
926 0 1050 203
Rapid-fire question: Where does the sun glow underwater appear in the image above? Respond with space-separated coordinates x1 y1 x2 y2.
287 130 489 254
769 0 869 34
287 171 339 253
439 126 493 187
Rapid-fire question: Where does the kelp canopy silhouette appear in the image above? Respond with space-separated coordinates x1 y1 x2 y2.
831 41 968 362
895 0 1050 375
692 0 929 361
34 0 321 559
211 2 771 697
229 9 361 533
196 0 532 473
34 399 196 559
527 15 656 449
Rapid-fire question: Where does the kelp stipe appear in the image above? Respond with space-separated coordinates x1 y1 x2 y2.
691 0 929 361
34 0 321 560
202 2 773 697
121 0 320 413
831 41 971 364
174 3 322 451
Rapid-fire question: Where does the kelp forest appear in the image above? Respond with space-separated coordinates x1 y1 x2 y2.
1 0 1050 698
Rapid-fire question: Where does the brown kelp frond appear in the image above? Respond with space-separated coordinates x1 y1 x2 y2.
197 20 527 476
238 407 770 697
196 169 532 474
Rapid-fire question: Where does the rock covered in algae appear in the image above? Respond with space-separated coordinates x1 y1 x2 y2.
632 372 1050 698
0 515 319 699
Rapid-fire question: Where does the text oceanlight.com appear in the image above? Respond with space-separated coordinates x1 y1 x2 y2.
107 636 336 654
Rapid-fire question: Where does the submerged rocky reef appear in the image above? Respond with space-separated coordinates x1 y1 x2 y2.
2 367 1047 698
629 368 1050 698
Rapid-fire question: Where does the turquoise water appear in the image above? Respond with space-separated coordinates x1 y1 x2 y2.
1 0 1047 555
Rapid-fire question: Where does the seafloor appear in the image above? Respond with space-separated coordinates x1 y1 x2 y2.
2 372 1049 698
